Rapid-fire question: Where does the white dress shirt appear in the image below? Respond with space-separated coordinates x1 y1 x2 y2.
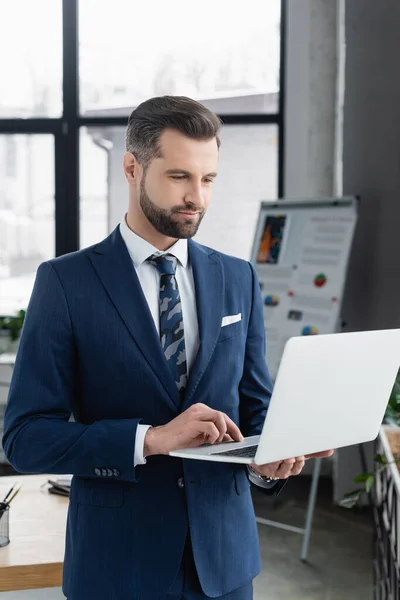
119 215 200 466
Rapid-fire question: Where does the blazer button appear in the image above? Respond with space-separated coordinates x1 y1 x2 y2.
177 477 185 489
94 468 101 476
106 469 113 477
101 469 107 477
112 469 120 477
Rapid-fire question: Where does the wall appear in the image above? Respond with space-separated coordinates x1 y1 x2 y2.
328 0 400 503
284 0 343 482
284 0 339 198
341 0 400 332
104 125 278 261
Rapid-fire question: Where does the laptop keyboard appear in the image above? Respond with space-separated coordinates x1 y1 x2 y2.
213 444 258 458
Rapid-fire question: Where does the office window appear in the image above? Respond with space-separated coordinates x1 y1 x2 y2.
0 2 283 270
196 124 278 258
80 124 278 258
0 135 55 315
5 136 17 179
79 0 281 116
0 1 62 118
80 128 109 249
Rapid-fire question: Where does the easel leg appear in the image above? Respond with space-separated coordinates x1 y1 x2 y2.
300 458 322 561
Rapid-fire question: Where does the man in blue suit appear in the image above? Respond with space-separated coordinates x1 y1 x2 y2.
2 96 332 600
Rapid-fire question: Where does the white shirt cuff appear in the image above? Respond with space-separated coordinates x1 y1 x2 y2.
134 424 152 467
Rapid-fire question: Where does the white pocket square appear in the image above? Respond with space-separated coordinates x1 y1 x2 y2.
221 313 242 327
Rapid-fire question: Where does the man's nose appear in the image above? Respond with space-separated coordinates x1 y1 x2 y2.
186 182 205 208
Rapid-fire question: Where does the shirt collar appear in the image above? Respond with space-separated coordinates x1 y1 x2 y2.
119 214 188 268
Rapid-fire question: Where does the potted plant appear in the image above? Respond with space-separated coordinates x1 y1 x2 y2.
381 373 400 466
340 369 400 508
0 310 26 354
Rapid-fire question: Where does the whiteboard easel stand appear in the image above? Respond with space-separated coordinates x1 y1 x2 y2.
251 197 358 561
255 457 322 562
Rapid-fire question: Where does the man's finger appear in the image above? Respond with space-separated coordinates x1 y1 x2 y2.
249 461 282 478
223 415 244 442
291 458 305 476
196 407 244 443
305 449 334 459
212 412 228 442
192 422 220 445
195 404 244 442
275 461 295 479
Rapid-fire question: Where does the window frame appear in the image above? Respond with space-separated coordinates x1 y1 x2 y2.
0 0 286 257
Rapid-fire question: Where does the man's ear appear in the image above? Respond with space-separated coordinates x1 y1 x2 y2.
123 152 139 183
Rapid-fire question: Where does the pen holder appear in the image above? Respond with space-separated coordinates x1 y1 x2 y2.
0 502 10 547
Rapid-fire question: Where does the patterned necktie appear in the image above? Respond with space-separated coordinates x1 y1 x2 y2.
147 253 188 397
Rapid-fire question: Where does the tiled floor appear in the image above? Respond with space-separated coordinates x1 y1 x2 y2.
0 475 373 599
253 476 373 600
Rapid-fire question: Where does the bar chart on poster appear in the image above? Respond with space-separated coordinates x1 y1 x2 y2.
250 197 358 381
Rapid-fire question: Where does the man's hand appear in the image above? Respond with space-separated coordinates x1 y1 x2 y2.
251 449 334 479
144 403 244 457
305 450 334 459
251 457 306 479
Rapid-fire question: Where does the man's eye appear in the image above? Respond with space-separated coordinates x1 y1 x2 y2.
172 175 186 180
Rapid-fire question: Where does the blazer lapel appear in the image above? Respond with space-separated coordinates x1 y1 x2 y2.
88 227 181 409
184 240 224 405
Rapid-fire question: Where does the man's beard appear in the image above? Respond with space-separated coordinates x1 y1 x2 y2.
139 178 205 239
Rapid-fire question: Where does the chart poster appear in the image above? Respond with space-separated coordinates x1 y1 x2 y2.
250 198 358 381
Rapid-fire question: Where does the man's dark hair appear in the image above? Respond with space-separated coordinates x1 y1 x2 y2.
125 96 222 170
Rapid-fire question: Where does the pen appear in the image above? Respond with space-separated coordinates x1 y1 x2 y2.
2 482 18 504
5 485 22 506
0 484 22 517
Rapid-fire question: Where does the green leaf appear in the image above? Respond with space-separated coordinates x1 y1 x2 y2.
365 475 374 493
339 489 363 509
385 412 400 427
384 369 400 426
374 453 387 465
353 472 374 484
343 489 363 498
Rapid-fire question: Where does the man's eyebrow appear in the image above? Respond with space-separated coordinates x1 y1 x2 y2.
165 169 218 177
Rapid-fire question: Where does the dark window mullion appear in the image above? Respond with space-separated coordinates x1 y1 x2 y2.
57 0 79 256
0 120 61 134
78 114 280 128
60 0 284 254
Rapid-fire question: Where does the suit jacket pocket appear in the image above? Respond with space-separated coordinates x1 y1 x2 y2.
217 320 244 343
234 469 251 495
70 476 124 507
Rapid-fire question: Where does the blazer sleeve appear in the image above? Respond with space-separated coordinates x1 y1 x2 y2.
2 261 143 483
238 261 273 437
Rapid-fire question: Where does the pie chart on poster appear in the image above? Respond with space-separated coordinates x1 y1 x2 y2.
264 295 280 307
314 273 327 288
302 326 319 336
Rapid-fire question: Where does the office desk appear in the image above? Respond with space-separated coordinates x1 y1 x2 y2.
0 474 68 592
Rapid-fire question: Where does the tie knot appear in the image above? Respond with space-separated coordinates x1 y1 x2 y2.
148 253 178 276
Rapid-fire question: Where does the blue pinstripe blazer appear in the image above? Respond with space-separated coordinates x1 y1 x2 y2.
2 226 273 599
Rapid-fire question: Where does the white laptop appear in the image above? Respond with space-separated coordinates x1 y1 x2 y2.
169 329 400 465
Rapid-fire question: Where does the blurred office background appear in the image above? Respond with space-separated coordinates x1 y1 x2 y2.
1 0 400 598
